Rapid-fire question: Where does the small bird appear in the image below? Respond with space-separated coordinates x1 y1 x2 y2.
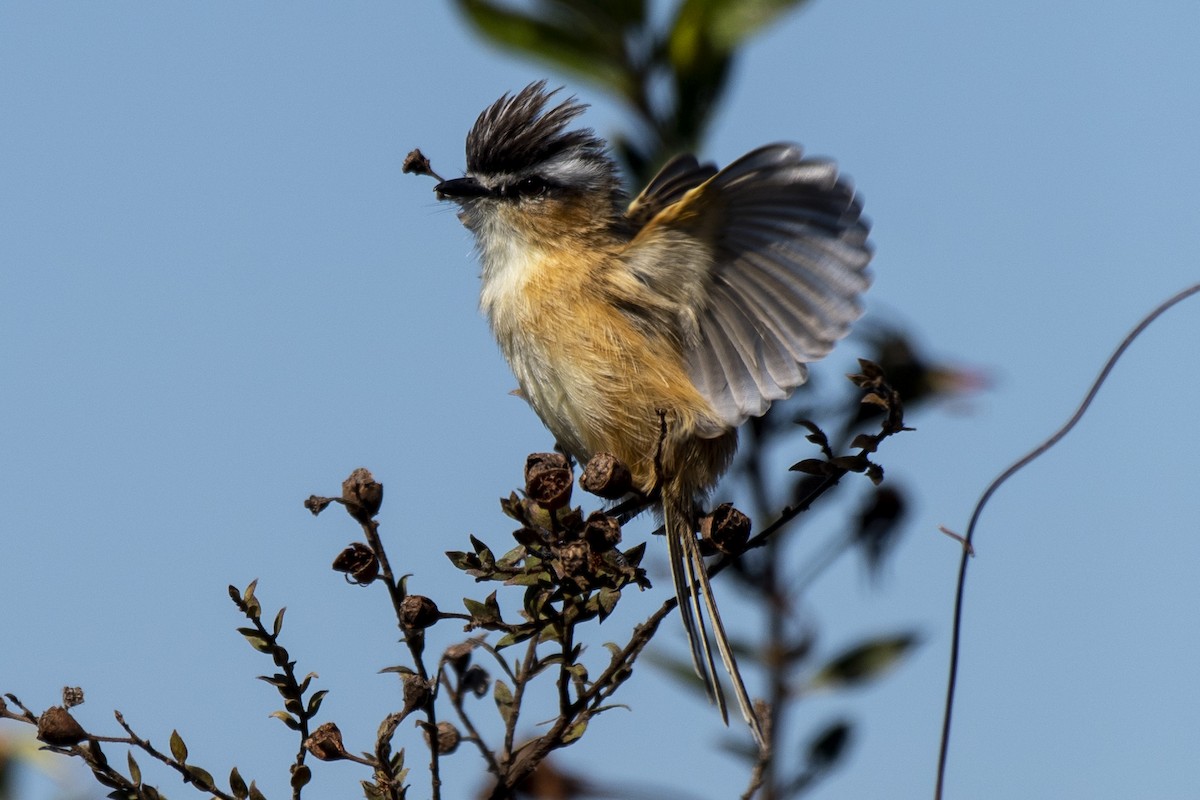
435 82 872 743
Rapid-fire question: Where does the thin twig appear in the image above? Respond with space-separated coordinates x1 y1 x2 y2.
360 516 442 800
439 668 500 776
934 282 1200 799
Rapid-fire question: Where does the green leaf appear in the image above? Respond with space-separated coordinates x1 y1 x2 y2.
496 544 526 569
561 718 587 744
494 628 536 649
272 607 286 637
790 458 832 476
597 587 620 621
806 719 852 771
186 765 215 791
463 592 503 627
454 0 633 95
492 679 515 725
622 541 646 568
127 751 141 786
674 0 811 53
307 689 329 718
506 570 551 587
238 627 272 653
242 579 261 619
810 633 920 690
270 710 302 730
169 729 188 763
249 780 268 800
229 766 249 799
379 665 415 676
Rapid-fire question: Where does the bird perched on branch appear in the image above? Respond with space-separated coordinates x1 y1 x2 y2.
434 82 872 744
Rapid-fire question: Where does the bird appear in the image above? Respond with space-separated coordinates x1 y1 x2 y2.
433 81 872 744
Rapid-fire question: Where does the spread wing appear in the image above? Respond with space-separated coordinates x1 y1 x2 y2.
625 154 719 230
625 143 872 430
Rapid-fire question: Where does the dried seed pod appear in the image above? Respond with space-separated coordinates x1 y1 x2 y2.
524 453 573 511
583 511 622 552
305 722 348 761
332 542 380 585
579 452 633 499
342 468 383 523
554 539 591 579
37 706 87 747
400 595 440 630
401 675 433 721
701 503 751 555
424 721 461 754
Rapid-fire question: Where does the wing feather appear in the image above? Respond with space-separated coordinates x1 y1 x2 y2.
628 142 872 429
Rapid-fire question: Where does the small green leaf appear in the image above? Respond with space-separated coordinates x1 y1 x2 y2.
238 627 272 653
242 579 261 619
169 729 188 763
506 570 550 587
249 780 268 800
561 718 587 744
469 534 492 558
307 689 329 718
622 541 646 568
496 545 526 569
810 633 920 689
229 766 249 799
127 751 141 785
597 587 620 620
851 433 878 451
494 628 536 649
493 679 515 725
270 710 302 730
790 458 831 476
186 765 214 791
806 719 852 771
379 665 415 676
830 455 869 473
272 607 286 637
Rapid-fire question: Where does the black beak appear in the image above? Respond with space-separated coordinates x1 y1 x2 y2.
435 176 491 200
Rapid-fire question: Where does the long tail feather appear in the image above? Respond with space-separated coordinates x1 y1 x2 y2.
665 513 724 714
664 488 763 746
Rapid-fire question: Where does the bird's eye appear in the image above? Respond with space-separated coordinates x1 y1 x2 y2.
515 176 548 197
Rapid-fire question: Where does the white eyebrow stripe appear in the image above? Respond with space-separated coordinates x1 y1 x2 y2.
539 153 611 188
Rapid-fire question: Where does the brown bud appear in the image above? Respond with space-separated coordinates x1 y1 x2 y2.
524 453 573 511
400 595 440 630
701 503 751 555
332 542 380 585
342 468 383 523
37 706 87 747
583 511 622 552
304 722 348 761
424 721 460 755
579 453 633 499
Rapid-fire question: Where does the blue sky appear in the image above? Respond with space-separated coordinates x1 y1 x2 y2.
3 2 1199 799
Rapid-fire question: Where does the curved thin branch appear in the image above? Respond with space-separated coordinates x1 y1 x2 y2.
935 281 1200 798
